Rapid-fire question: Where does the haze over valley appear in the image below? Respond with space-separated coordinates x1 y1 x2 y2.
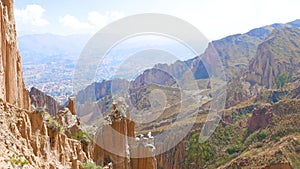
0 0 299 168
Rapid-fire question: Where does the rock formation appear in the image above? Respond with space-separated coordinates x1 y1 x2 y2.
76 79 129 104
247 106 275 132
0 0 29 110
0 1 95 168
3 0 300 167
156 139 187 169
130 68 178 88
29 87 63 116
247 27 300 88
0 99 90 168
66 96 76 115
226 27 300 107
92 99 157 169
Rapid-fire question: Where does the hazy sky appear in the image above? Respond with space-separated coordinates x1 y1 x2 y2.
14 0 300 40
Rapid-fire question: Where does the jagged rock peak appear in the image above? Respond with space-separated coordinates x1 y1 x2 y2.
104 97 130 124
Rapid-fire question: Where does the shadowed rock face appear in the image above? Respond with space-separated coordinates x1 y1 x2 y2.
29 87 63 116
247 106 275 132
0 0 30 110
92 100 157 169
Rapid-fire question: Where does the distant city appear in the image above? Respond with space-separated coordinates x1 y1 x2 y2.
20 33 198 104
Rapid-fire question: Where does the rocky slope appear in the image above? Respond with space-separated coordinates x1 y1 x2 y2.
73 20 300 169
0 1 97 168
130 68 178 88
146 24 300 168
226 26 300 108
154 20 300 83
29 87 63 116
248 27 300 88
0 0 29 110
0 99 90 168
216 99 300 169
6 0 300 165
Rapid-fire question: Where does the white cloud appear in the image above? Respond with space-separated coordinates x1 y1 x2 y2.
88 11 108 28
59 11 125 34
15 4 49 26
59 14 94 31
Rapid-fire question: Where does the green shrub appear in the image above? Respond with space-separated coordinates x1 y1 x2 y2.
10 154 29 168
80 162 102 169
256 131 268 141
226 145 246 154
244 152 251 157
255 142 264 148
274 72 292 89
46 116 63 133
186 133 216 168
72 132 91 143
248 130 268 143
253 150 259 156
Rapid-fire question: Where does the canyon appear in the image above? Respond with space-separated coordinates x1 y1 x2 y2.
1 0 300 168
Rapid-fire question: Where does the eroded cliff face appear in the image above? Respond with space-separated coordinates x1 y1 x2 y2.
0 1 94 167
0 99 89 168
130 68 178 89
247 27 300 88
92 100 157 169
156 139 187 169
247 106 275 132
0 0 29 110
29 87 63 116
226 27 300 108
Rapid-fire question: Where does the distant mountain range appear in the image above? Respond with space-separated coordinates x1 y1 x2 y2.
18 33 91 64
17 18 300 168
73 19 300 168
19 19 300 105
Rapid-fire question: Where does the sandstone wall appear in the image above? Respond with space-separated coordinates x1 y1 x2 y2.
93 118 157 169
0 0 29 110
0 99 89 168
92 101 157 169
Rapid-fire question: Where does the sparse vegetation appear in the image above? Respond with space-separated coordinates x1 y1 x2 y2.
186 133 216 168
80 162 102 169
72 131 91 143
185 98 300 168
10 154 29 168
252 150 259 156
226 145 246 154
256 131 268 141
46 116 64 133
254 142 264 148
246 130 268 144
274 72 292 89
275 136 281 142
